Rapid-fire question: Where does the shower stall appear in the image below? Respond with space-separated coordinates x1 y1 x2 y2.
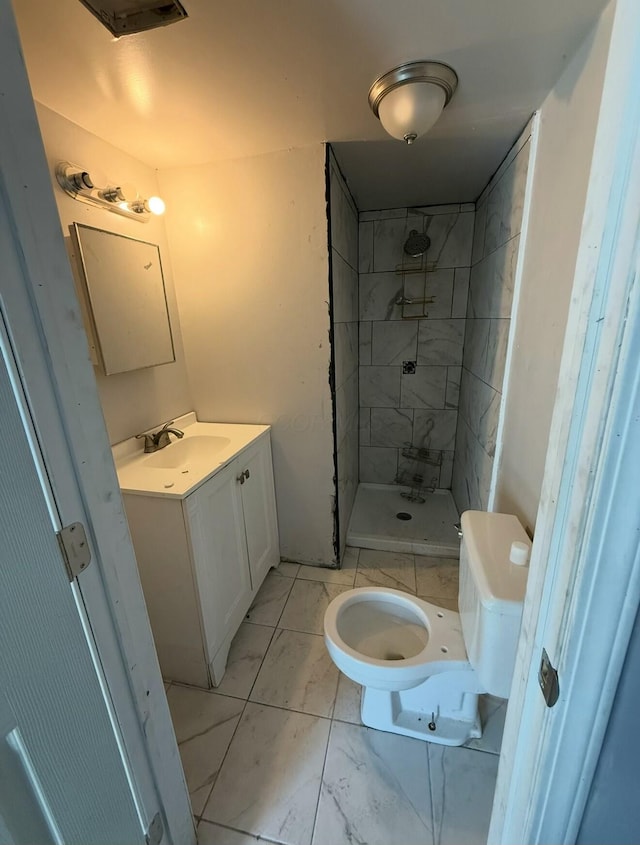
328 128 533 563
351 202 474 558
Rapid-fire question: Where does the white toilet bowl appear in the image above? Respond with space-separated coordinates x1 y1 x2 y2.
323 511 531 745
324 587 484 745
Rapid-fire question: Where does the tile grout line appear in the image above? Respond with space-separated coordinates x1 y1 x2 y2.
244 623 277 702
198 613 280 824
198 818 281 844
196 693 251 824
310 714 335 845
426 743 437 845
231 698 334 723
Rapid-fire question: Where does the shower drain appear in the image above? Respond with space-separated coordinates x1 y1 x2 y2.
396 512 412 521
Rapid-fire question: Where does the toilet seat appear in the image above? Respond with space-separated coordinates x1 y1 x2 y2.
324 587 484 744
324 587 469 692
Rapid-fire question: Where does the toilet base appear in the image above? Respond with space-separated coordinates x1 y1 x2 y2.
360 666 484 746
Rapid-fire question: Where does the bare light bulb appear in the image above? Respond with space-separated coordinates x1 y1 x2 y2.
148 196 165 215
130 196 166 216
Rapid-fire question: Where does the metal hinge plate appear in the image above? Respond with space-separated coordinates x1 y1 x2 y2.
56 522 91 581
538 648 560 707
145 812 163 845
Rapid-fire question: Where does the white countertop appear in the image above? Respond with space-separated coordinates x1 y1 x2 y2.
113 412 270 499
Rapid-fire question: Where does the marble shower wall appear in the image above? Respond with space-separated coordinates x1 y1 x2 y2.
328 149 359 560
358 205 475 489
452 127 533 513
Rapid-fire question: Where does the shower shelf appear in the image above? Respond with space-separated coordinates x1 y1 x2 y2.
395 445 442 502
401 445 442 466
395 263 437 275
395 296 436 307
395 470 439 501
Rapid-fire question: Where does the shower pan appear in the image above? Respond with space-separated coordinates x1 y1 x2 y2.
347 484 460 557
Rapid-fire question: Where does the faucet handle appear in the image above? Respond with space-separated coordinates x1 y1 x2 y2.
158 420 175 432
135 432 156 453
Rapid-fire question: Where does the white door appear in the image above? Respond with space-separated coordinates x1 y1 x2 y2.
239 437 280 588
187 459 251 655
0 336 145 845
0 7 193 842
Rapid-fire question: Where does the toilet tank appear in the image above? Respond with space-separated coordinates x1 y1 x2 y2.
459 511 530 698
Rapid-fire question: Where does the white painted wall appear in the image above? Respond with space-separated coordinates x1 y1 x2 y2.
159 146 335 566
35 104 192 445
494 5 614 530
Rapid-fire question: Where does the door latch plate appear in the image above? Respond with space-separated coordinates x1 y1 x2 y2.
538 648 560 707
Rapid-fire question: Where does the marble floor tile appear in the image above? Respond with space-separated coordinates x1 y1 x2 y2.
400 365 448 410
296 546 358 586
359 271 403 321
371 321 418 366
280 580 351 635
429 744 499 845
274 561 301 578
417 318 465 367
203 702 330 845
359 445 399 484
370 407 414 447
359 365 401 408
355 548 417 593
197 820 279 845
244 571 294 626
445 367 461 409
213 622 274 700
420 594 459 612
166 686 245 816
359 321 372 365
415 556 459 600
332 674 362 725
465 695 507 755
412 408 459 452
312 721 432 845
250 628 339 717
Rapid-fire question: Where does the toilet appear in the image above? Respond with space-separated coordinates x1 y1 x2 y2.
323 510 531 745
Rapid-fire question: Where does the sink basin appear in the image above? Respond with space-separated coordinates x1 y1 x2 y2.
143 435 232 469
114 414 271 498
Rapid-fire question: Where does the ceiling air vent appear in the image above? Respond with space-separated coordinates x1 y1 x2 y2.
78 1 188 36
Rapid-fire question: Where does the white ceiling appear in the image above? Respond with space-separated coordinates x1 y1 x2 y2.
13 0 608 210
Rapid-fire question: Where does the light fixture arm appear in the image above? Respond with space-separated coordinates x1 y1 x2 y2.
55 161 165 222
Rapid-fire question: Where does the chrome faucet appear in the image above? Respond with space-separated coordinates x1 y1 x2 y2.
136 420 185 453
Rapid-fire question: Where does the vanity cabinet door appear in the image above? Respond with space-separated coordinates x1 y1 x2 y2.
185 460 252 660
237 436 280 590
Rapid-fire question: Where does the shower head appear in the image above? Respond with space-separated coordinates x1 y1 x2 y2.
404 229 431 258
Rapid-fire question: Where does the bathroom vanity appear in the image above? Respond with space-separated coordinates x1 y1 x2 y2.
114 413 280 688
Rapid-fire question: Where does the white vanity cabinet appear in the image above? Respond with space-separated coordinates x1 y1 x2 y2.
185 436 279 682
120 424 279 689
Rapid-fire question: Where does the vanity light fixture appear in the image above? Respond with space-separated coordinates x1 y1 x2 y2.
55 161 165 222
368 61 458 145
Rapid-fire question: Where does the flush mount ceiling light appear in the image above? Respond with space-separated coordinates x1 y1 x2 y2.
368 61 458 145
77 0 188 37
55 162 165 222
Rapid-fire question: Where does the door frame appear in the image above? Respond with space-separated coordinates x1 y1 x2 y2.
2 0 639 841
0 4 195 843
490 0 640 839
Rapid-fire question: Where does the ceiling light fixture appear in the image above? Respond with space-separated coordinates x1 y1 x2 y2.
368 61 458 145
55 161 165 222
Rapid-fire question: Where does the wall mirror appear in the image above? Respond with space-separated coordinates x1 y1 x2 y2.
70 223 176 375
